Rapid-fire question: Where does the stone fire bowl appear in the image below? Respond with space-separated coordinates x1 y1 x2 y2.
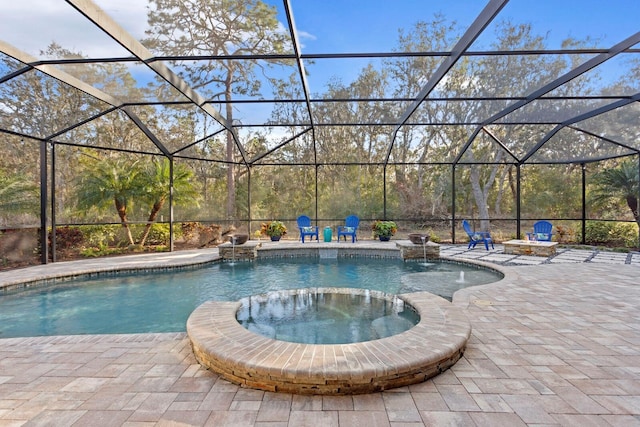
408 233 430 245
229 234 249 245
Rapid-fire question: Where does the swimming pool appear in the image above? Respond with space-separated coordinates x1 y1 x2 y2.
0 258 501 338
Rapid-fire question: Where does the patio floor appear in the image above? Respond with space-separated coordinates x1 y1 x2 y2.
1 244 639 426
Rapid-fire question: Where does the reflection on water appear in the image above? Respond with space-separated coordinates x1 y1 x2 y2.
236 289 419 344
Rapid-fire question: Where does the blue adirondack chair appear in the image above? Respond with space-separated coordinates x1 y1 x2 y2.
462 219 494 250
527 220 553 241
337 215 360 243
297 215 319 243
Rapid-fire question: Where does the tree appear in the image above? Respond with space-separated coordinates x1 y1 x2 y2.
0 171 39 224
144 0 290 219
75 156 145 245
591 159 640 226
138 158 200 246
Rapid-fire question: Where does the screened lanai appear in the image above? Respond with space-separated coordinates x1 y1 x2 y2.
0 0 639 266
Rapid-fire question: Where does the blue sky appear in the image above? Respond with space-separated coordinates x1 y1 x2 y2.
277 0 640 95
0 0 637 128
286 0 639 53
2 1 638 59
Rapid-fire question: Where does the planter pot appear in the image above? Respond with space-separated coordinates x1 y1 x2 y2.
378 236 391 241
270 236 281 242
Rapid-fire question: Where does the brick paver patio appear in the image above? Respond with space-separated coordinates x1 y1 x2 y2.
0 244 639 426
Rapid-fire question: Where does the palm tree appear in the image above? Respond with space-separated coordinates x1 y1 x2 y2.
0 171 39 218
138 158 200 246
592 159 639 226
76 157 145 245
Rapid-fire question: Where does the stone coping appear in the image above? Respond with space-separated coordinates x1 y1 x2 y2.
187 288 471 395
503 239 558 247
252 240 440 261
0 248 221 292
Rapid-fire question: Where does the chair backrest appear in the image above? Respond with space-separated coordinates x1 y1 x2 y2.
533 220 553 234
345 215 359 228
462 220 473 236
297 215 311 228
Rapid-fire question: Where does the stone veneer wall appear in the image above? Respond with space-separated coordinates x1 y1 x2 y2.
187 290 471 395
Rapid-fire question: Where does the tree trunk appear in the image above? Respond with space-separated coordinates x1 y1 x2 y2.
626 195 639 225
115 199 134 245
469 166 491 231
139 198 165 246
225 72 236 219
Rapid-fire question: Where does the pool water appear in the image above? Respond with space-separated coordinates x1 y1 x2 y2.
0 258 501 338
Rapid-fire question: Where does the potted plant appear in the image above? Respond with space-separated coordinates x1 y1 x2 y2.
261 220 287 241
371 220 397 241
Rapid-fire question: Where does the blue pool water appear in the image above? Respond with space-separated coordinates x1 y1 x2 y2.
0 258 501 338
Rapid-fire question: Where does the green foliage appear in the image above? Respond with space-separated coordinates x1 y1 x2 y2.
428 231 441 243
79 246 127 258
590 160 639 224
581 221 639 248
51 226 84 250
371 221 397 238
521 165 582 218
261 220 287 237
75 155 200 247
78 225 120 250
0 170 39 219
137 223 171 246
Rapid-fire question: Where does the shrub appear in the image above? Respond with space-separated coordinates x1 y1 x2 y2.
79 225 119 249
582 221 639 248
140 223 171 245
51 226 84 249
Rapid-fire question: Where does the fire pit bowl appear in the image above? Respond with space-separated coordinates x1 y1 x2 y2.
408 233 430 245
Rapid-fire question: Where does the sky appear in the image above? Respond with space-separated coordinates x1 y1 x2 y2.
1 1 638 59
0 0 638 129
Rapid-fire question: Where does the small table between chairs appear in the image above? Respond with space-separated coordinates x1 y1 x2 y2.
503 239 558 257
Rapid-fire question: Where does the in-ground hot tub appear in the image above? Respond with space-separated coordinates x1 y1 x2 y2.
236 288 420 344
187 288 471 395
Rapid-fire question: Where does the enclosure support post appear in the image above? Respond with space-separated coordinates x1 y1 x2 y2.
247 167 252 235
581 163 586 245
516 164 521 239
383 166 387 219
451 164 456 244
39 140 48 264
637 154 640 247
50 143 56 262
315 165 319 222
169 157 174 252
